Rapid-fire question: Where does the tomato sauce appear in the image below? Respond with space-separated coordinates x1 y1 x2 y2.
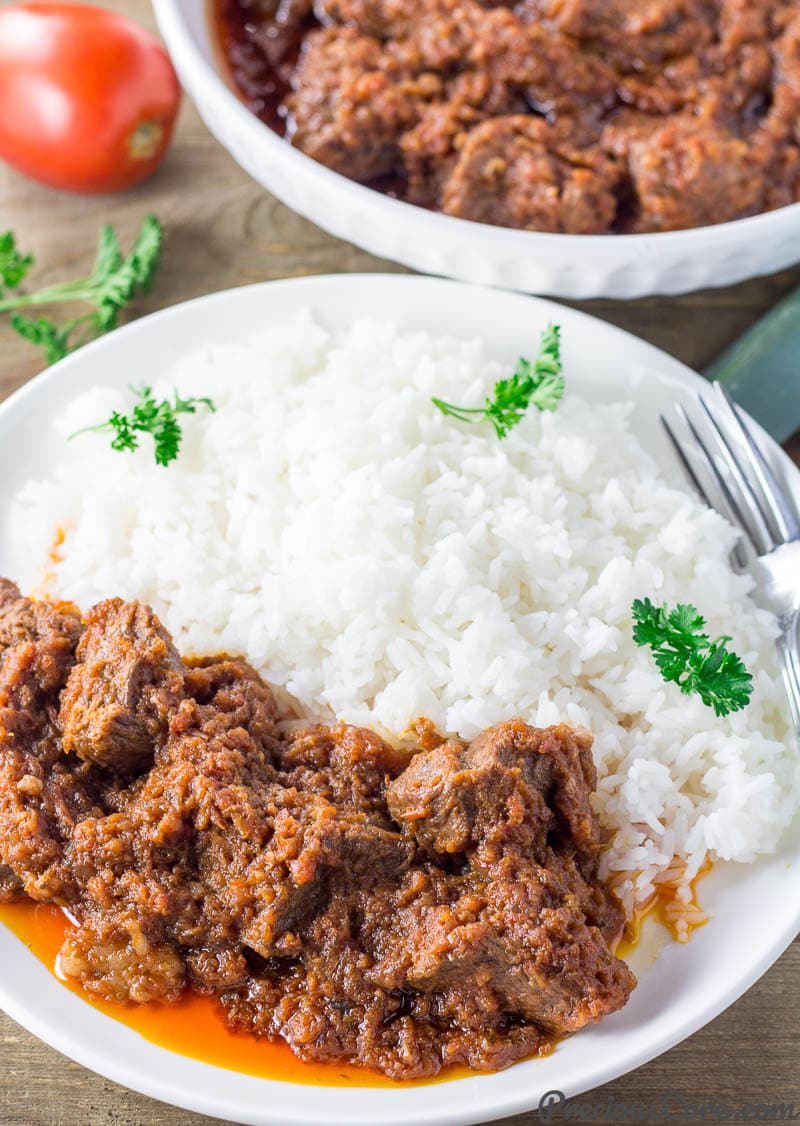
0 865 708 1083
0 899 460 1088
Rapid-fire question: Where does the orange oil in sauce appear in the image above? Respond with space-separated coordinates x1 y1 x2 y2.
615 863 710 962
0 899 465 1087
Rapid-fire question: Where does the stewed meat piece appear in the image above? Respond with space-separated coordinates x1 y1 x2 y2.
387 720 600 859
386 859 634 1034
604 112 766 231
279 720 412 819
286 27 423 179
470 13 617 123
239 805 414 958
59 599 185 772
0 578 83 657
401 70 527 204
184 657 280 752
441 116 620 232
0 583 94 904
0 578 83 711
316 0 479 42
386 720 632 1034
519 0 719 70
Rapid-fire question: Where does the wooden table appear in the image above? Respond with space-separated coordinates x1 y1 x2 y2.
0 3 798 1123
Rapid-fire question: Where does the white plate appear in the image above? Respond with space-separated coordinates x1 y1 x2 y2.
0 275 798 1126
154 0 800 299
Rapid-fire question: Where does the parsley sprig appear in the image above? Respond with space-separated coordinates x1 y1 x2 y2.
632 598 753 717
71 385 216 468
0 216 162 365
432 324 564 438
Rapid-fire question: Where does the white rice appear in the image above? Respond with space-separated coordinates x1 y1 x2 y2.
8 315 798 923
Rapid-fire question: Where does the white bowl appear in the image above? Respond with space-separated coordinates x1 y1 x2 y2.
1 274 799 1126
154 0 800 299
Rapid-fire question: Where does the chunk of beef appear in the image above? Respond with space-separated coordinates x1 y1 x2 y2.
440 116 620 232
187 716 411 960
0 862 23 903
240 803 414 957
184 658 280 753
388 720 600 858
771 10 800 145
384 723 631 1034
521 0 718 71
0 578 81 652
56 659 280 1000
382 725 633 1035
0 583 94 903
400 73 524 205
317 0 480 46
286 27 423 178
317 0 519 39
604 112 766 231
379 861 633 1034
58 911 186 1004
59 599 185 772
471 14 617 125
0 579 83 712
278 721 411 819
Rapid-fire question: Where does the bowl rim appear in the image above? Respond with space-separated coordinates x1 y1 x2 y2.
157 0 800 251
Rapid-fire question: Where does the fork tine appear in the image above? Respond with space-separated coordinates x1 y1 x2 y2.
697 393 778 555
667 405 762 554
713 382 800 545
662 412 751 569
661 414 714 504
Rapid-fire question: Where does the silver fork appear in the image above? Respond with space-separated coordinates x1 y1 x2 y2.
662 381 800 734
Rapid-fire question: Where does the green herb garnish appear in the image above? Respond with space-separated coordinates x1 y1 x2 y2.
632 598 753 717
0 231 33 294
71 385 216 468
0 216 162 365
432 324 564 438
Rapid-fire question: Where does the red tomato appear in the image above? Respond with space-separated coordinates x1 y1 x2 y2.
0 3 181 194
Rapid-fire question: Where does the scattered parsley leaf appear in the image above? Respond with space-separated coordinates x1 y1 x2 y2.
0 216 163 365
89 216 162 331
91 225 124 284
0 231 33 296
632 597 753 717
432 324 564 438
9 314 74 366
70 385 216 468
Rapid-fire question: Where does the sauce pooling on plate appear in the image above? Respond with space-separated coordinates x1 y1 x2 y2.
0 899 436 1086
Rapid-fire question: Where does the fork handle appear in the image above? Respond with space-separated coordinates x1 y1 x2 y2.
777 609 800 737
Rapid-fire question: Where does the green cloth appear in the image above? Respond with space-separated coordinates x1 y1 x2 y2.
705 287 800 443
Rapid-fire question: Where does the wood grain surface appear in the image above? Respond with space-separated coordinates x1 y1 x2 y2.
0 2 798 1123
